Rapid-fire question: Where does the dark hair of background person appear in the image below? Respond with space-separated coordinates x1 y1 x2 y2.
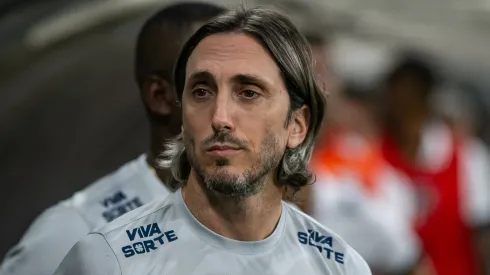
385 52 439 98
134 2 225 125
169 6 327 192
378 51 440 127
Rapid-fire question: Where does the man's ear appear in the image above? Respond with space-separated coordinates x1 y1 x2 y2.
287 105 310 149
142 75 176 116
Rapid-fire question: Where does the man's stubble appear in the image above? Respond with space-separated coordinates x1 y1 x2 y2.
184 129 284 199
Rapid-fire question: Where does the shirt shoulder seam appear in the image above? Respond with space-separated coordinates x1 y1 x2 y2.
94 203 172 236
90 232 123 275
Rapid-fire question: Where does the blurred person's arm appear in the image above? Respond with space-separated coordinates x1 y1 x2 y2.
0 205 90 275
462 138 490 275
53 234 120 275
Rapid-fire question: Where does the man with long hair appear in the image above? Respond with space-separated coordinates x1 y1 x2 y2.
54 7 370 275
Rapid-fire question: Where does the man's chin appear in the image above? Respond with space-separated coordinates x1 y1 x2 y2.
208 164 242 173
205 169 240 182
206 182 257 199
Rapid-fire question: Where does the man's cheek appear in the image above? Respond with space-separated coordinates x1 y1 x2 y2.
183 105 206 125
182 118 204 140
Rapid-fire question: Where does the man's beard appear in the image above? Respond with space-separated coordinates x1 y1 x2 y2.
184 130 284 199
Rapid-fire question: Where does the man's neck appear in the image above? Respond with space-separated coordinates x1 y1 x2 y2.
390 112 428 162
181 171 283 242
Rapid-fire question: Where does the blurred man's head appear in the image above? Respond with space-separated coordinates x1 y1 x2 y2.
337 82 379 137
305 34 333 94
383 53 438 123
164 7 326 198
135 3 225 138
317 37 392 138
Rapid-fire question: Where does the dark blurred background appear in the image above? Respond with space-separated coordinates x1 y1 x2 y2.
1 0 490 273
0 0 153 256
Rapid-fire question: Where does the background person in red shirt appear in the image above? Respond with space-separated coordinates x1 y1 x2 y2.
380 52 490 275
305 38 422 275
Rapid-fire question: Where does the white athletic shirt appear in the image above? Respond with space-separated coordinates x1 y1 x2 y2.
0 155 170 275
54 188 371 275
312 165 420 272
310 134 420 273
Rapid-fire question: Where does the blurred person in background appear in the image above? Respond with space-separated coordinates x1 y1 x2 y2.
283 32 336 212
53 7 370 274
310 84 420 275
380 53 490 275
307 40 421 275
0 3 224 275
306 33 339 98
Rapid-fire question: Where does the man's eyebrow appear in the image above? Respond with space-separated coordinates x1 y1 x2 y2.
188 70 215 83
231 74 269 87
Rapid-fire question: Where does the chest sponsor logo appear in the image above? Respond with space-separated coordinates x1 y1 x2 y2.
121 223 178 258
100 191 143 222
298 230 344 264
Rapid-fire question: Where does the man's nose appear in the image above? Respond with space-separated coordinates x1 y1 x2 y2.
211 92 235 133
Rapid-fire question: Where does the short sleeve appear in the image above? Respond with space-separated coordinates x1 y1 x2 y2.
54 233 121 275
461 138 490 228
0 205 91 275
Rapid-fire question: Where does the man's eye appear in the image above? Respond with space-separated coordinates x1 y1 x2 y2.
193 88 210 98
240 90 259 99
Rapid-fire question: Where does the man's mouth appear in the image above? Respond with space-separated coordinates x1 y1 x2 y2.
206 143 242 156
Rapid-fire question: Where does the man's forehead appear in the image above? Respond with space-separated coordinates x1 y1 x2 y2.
189 33 268 63
187 70 271 88
185 33 281 83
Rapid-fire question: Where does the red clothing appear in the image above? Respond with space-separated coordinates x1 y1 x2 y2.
382 134 478 275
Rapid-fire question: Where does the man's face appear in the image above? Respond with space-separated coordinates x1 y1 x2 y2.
181 33 306 198
385 74 427 120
